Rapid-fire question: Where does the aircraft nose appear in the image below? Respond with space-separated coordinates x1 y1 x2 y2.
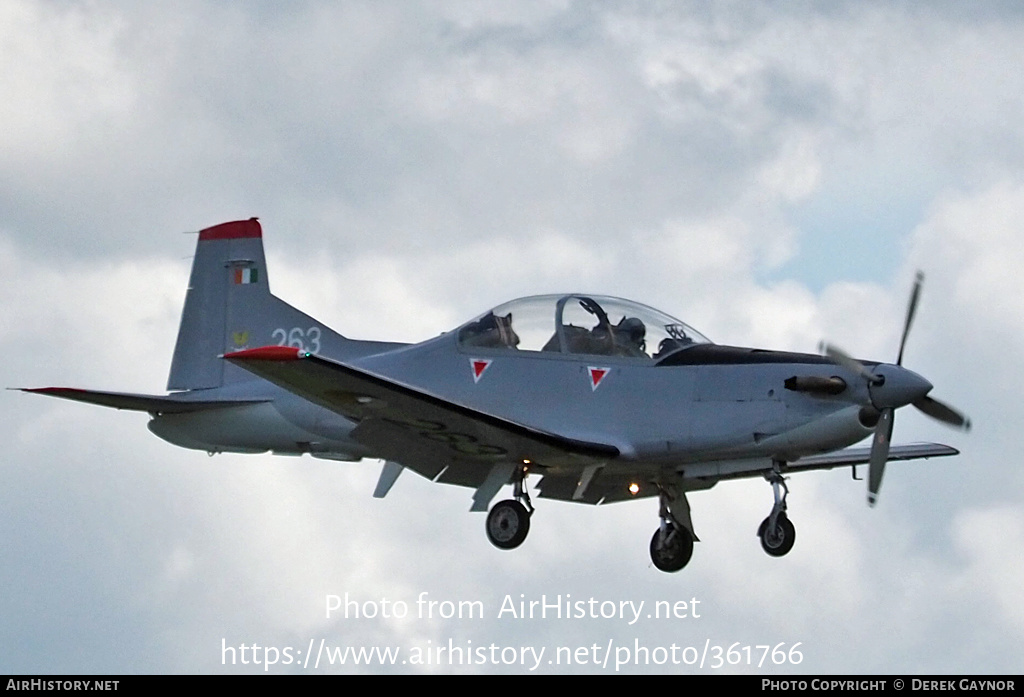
868 364 933 410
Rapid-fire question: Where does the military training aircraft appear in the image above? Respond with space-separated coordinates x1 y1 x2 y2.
23 218 970 571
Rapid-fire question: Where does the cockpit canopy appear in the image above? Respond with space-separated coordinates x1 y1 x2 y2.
457 294 712 361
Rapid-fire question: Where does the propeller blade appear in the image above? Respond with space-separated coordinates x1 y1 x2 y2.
819 342 882 385
896 271 924 366
913 395 971 431
867 407 895 506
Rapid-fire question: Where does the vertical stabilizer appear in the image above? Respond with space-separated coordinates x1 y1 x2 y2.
167 218 343 391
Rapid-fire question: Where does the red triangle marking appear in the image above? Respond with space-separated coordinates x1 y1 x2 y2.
471 359 492 383
589 367 610 391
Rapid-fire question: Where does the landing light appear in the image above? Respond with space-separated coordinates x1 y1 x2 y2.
629 483 640 495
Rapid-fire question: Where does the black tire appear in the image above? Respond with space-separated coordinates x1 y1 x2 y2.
486 500 530 549
649 523 694 572
758 514 796 557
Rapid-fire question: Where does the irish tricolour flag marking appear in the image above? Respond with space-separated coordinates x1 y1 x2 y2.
233 267 258 285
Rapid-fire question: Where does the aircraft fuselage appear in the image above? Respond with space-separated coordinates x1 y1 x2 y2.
148 328 879 471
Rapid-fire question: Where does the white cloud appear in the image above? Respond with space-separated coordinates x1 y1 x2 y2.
910 182 1024 336
0 0 135 161
952 505 1024 633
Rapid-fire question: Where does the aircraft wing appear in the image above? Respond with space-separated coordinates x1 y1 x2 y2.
786 442 959 471
224 347 619 488
533 442 960 506
667 442 961 492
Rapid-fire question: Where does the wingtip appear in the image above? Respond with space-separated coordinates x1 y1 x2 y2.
19 387 85 395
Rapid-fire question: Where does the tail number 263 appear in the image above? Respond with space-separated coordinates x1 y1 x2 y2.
272 326 322 354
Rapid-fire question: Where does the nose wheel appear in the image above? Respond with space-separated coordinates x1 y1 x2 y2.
758 512 796 556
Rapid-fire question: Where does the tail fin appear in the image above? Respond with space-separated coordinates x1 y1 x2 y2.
167 218 343 391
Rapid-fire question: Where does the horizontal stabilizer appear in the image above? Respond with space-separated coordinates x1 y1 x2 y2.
19 387 267 414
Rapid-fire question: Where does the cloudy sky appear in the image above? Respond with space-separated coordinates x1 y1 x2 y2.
2 0 1022 675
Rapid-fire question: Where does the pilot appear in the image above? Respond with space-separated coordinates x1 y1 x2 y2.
613 317 647 357
459 312 520 349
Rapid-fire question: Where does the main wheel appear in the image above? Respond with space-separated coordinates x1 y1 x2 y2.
486 500 530 549
649 523 694 572
758 513 796 557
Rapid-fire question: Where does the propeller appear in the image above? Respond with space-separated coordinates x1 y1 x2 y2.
868 408 894 506
818 341 882 385
914 395 971 430
820 271 970 506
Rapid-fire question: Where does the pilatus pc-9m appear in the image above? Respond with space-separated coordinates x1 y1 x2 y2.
24 219 969 571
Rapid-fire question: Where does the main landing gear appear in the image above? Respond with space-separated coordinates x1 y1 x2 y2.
649 484 696 572
757 469 796 557
485 466 533 550
650 521 694 572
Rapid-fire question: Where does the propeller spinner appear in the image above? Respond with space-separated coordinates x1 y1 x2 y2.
821 271 970 506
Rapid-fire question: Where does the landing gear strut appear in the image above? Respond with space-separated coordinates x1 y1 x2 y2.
649 484 696 572
485 465 533 550
758 467 796 557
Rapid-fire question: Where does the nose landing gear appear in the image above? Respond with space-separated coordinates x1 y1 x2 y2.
758 469 796 557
